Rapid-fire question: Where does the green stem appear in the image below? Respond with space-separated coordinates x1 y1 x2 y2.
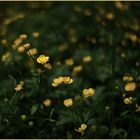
9 91 17 105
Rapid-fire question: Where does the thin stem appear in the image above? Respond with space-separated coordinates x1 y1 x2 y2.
9 91 17 105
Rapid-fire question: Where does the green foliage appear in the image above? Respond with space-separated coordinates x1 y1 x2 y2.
0 1 140 138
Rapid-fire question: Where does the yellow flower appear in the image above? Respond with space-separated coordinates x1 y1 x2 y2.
124 97 133 104
64 98 73 107
123 75 133 82
23 43 30 49
1 52 11 62
63 77 73 84
18 46 25 53
37 55 49 64
32 32 40 38
19 34 27 39
83 55 92 63
15 81 24 92
124 82 136 92
83 88 95 98
73 65 82 73
44 63 52 70
75 124 87 135
27 48 37 56
43 99 51 107
65 58 74 66
52 76 73 87
52 76 63 87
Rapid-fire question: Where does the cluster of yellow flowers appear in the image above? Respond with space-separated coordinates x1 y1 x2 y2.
15 81 24 92
52 76 73 87
82 88 95 98
75 124 87 135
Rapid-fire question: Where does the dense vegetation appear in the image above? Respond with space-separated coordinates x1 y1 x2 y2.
0 1 140 138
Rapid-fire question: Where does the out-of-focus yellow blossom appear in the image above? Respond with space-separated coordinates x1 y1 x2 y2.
22 43 30 50
63 77 73 84
15 81 24 92
124 82 136 92
123 75 133 82
63 98 73 107
37 55 49 64
27 48 37 56
65 58 74 66
84 9 92 16
1 52 11 62
52 76 64 87
73 65 82 74
129 33 138 43
12 38 23 49
106 12 114 20
58 43 68 52
69 35 77 43
18 46 25 53
43 99 51 107
75 124 87 135
83 88 95 98
124 97 133 104
83 55 92 63
135 105 140 112
1 39 8 47
74 5 82 12
44 63 52 70
19 34 27 39
32 32 40 38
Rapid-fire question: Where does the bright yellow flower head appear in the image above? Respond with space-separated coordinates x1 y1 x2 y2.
52 76 73 87
37 55 49 64
1 52 11 62
75 124 87 135
52 76 63 87
43 99 51 107
124 97 133 104
64 98 73 107
63 77 73 84
124 82 136 92
83 88 95 98
15 81 24 92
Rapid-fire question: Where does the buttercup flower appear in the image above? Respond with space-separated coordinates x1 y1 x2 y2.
37 55 49 64
27 48 37 56
43 99 51 107
63 77 73 84
52 76 73 87
123 75 133 82
83 55 92 63
52 76 64 87
64 98 73 107
73 65 82 74
124 82 136 92
65 58 74 66
124 97 133 104
15 81 24 92
75 124 87 135
83 88 95 98
1 52 11 62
